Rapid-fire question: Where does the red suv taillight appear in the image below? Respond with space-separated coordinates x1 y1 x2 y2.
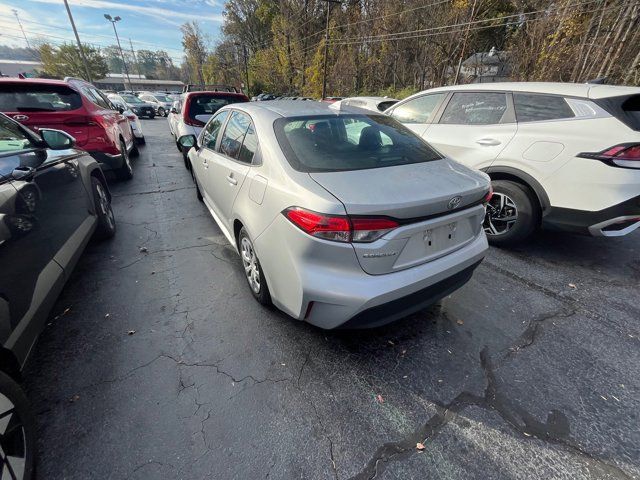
284 207 399 243
578 143 640 169
483 185 494 203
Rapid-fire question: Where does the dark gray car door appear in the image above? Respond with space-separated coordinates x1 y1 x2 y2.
0 116 91 367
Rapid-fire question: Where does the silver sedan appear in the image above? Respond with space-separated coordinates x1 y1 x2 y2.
178 101 491 329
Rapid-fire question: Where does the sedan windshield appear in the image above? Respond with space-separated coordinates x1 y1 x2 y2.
155 95 172 102
274 114 442 172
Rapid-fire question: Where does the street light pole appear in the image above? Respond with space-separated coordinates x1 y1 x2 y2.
12 9 32 50
63 0 93 82
321 0 341 100
104 14 132 91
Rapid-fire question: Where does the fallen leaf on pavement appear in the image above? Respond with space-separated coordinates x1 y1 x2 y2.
456 319 464 325
416 442 425 451
139 247 148 253
69 395 80 403
127 330 136 335
376 394 384 404
105 313 110 318
387 340 395 346
568 283 577 289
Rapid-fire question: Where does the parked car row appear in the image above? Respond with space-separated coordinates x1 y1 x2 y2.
0 113 117 479
0 77 145 180
173 81 640 330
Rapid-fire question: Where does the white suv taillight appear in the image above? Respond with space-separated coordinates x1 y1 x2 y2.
579 144 640 169
284 207 399 243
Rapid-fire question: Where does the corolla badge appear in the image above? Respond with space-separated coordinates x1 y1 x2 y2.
13 114 29 121
447 196 462 210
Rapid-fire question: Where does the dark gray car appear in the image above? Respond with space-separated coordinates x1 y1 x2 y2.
0 113 116 479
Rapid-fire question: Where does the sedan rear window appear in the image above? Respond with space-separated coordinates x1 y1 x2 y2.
188 95 246 118
274 114 442 172
0 84 82 112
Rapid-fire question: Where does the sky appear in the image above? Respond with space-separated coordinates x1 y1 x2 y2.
0 0 226 64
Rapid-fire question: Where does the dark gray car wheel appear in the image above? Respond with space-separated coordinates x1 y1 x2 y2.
0 371 36 480
238 227 271 306
484 180 539 246
114 139 133 181
91 176 116 240
157 107 165 117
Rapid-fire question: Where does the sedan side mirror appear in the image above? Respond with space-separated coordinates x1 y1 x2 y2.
40 129 75 150
117 105 126 114
177 134 197 149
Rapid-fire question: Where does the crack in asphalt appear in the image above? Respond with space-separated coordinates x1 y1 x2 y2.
503 308 577 359
113 185 194 197
349 346 632 480
118 242 223 270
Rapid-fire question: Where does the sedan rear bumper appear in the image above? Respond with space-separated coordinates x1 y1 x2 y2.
302 232 487 329
255 214 488 329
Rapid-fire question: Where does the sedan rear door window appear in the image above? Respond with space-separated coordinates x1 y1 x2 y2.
440 92 508 125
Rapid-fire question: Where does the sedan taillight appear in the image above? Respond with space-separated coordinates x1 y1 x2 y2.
578 143 640 169
284 207 399 243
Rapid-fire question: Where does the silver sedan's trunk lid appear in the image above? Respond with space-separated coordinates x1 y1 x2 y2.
309 159 488 274
309 159 488 219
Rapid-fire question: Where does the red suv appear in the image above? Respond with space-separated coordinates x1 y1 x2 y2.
0 77 137 180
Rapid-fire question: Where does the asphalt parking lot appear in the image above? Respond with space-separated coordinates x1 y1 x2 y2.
24 118 639 480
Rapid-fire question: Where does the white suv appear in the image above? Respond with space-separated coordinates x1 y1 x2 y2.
386 82 640 245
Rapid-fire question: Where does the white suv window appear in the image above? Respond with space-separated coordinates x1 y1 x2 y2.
514 93 575 122
440 92 508 125
391 93 445 124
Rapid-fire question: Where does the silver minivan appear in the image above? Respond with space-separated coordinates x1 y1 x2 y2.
179 101 491 329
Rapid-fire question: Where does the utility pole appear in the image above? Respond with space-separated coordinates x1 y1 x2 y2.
235 43 250 96
62 0 93 82
104 14 132 91
454 0 478 85
129 38 142 78
12 9 32 50
321 0 341 100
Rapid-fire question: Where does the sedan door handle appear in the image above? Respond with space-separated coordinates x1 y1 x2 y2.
226 174 237 185
476 138 501 146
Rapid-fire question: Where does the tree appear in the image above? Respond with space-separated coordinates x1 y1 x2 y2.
38 42 108 81
180 21 209 84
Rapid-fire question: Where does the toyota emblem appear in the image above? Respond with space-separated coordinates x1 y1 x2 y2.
447 196 462 210
13 114 29 121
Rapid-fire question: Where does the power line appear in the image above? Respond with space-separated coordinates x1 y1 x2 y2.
1 25 185 64
332 0 604 43
14 17 185 55
325 1 623 47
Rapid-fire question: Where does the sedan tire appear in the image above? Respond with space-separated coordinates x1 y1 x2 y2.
0 371 36 480
157 107 165 117
238 227 271 306
484 180 539 246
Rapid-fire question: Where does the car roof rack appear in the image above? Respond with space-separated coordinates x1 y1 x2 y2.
182 84 239 93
